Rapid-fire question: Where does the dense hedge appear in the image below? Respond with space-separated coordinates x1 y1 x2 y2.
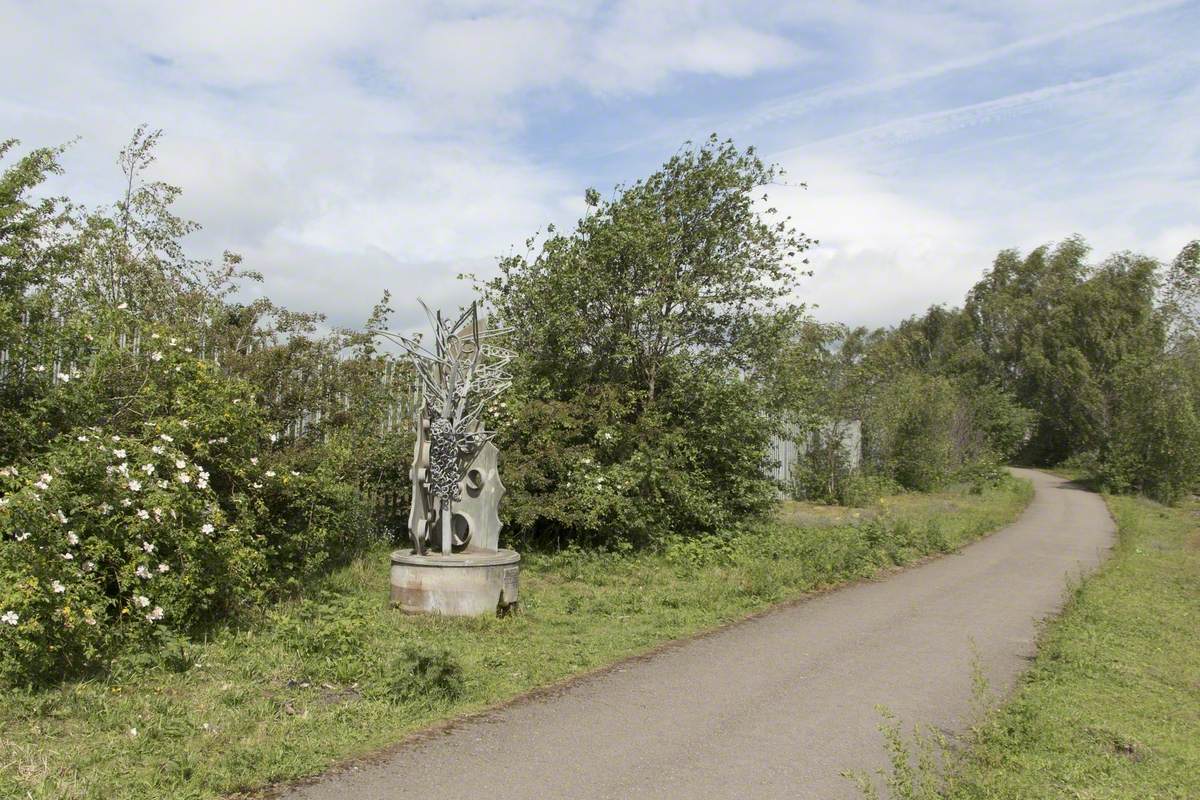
0 332 368 685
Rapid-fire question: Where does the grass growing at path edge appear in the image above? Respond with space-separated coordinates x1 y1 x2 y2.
857 490 1200 799
0 477 1031 800
938 493 1200 799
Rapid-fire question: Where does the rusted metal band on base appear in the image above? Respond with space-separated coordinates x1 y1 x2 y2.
390 548 520 568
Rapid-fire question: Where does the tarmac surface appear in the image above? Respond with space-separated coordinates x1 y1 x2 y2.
282 468 1115 799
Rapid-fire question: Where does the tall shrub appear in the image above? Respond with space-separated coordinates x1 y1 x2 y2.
485 136 813 547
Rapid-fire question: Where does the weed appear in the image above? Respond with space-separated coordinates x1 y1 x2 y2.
0 479 1031 800
384 644 463 703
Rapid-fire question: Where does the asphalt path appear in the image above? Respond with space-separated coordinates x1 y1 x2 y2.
282 468 1115 799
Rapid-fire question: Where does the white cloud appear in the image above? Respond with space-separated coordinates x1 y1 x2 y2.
586 2 802 93
2 1 802 329
770 155 989 327
2 0 1195 335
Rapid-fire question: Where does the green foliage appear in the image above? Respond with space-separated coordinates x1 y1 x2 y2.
965 239 1166 464
663 532 736 572
850 236 1197 505
942 495 1200 798
865 372 960 491
848 708 949 800
485 136 811 547
0 481 1030 800
954 459 1011 495
0 135 383 686
0 337 369 686
1095 354 1200 504
386 644 464 703
839 474 904 508
787 420 861 504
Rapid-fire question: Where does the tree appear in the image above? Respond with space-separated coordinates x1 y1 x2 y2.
962 238 1164 464
1162 240 1200 347
484 136 814 547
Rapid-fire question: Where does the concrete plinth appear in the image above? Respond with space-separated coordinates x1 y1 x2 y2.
390 548 520 616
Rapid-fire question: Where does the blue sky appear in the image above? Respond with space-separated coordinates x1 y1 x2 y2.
2 1 1197 330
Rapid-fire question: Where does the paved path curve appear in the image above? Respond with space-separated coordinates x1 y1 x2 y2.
283 469 1115 800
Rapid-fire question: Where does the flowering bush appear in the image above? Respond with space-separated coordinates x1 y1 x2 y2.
0 333 369 686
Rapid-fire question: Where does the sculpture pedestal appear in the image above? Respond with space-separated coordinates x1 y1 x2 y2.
390 548 520 616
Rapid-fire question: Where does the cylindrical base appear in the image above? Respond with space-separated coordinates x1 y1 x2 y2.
390 549 520 616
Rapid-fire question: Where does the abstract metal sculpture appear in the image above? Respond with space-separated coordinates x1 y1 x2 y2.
371 299 512 557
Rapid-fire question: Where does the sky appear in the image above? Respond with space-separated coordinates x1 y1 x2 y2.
2 0 1198 331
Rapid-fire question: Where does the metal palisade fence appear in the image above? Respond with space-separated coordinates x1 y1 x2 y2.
1 310 416 442
2 310 417 536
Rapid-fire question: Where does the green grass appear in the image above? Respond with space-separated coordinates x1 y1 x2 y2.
0 478 1031 800
938 492 1200 799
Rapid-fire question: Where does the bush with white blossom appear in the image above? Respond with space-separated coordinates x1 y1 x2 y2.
0 333 368 685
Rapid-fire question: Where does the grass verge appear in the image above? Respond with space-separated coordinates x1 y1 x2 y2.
857 491 1200 799
938 493 1200 799
0 477 1030 800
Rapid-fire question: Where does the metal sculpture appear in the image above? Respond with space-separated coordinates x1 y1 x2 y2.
371 300 512 556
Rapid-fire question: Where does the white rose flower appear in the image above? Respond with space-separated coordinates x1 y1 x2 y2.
133 595 150 608
51 580 66 593
141 463 155 475
112 448 127 459
67 532 79 545
150 351 163 362
136 565 151 579
157 563 169 573
175 459 186 469
160 434 174 443
142 541 155 553
201 523 215 535
137 509 150 520
177 472 192 484
1 610 18 625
